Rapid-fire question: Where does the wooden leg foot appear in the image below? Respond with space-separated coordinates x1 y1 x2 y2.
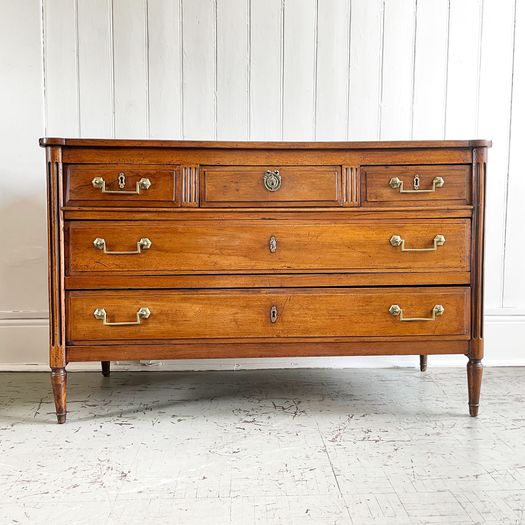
101 361 111 377
51 367 67 424
467 358 483 417
419 355 427 372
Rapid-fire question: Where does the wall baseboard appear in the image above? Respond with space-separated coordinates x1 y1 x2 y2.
1 315 524 371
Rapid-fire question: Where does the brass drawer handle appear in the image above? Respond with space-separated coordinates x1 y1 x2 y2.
263 170 281 191
93 307 151 326
390 234 445 252
270 305 278 323
93 237 152 255
389 175 444 193
92 173 152 194
269 236 277 253
389 304 444 322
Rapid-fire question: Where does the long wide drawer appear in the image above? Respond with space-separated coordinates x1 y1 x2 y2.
67 219 470 274
66 287 470 342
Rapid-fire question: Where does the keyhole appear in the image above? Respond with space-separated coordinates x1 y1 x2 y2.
270 305 278 323
413 175 420 190
118 173 126 189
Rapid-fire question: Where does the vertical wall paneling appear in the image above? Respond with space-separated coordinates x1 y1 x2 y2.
43 0 79 136
315 0 350 140
503 0 524 309
216 0 249 140
478 0 516 309
282 0 317 140
412 0 449 139
148 0 183 139
347 0 383 140
249 0 282 140
182 0 216 139
445 0 482 138
0 1 47 315
3 1 525 365
77 0 113 137
112 0 148 138
379 0 416 139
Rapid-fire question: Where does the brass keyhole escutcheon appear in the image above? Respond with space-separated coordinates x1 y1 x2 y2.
413 175 420 190
118 172 126 189
269 236 277 253
263 170 281 192
270 305 278 323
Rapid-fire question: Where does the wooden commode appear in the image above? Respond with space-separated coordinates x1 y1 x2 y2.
40 138 489 423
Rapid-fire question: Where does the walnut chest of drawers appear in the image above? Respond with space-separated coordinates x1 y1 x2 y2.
40 138 490 424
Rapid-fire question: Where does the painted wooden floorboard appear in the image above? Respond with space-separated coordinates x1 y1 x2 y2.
1 368 524 523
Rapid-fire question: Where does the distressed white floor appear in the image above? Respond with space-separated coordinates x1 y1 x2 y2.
0 368 524 525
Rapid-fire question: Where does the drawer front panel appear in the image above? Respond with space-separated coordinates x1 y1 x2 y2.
65 164 177 206
67 219 470 274
362 165 471 206
67 287 470 342
201 165 342 206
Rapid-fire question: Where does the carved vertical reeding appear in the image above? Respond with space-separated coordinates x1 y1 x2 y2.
181 166 199 207
342 166 360 206
470 148 486 360
46 146 66 368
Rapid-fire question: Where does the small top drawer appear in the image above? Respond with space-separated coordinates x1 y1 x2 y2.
200 165 342 207
65 164 177 206
361 165 471 207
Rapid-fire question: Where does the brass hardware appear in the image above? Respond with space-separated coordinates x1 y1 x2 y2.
263 170 281 192
269 236 277 253
93 237 152 255
93 307 151 326
389 304 445 322
389 234 445 252
91 175 151 194
389 175 444 193
270 305 278 323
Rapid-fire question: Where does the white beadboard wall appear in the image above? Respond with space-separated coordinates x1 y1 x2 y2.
0 0 524 369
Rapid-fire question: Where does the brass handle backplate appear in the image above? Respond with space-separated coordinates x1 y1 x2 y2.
269 236 277 253
270 305 278 323
93 307 151 326
389 304 445 322
92 174 151 194
263 170 281 192
390 234 445 252
389 175 444 193
93 237 152 255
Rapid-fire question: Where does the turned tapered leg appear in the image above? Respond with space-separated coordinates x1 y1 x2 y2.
467 358 483 417
51 367 67 424
419 355 427 372
101 361 111 377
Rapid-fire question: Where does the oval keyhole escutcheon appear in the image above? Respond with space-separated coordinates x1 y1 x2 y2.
269 236 277 253
270 305 278 323
263 170 281 192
